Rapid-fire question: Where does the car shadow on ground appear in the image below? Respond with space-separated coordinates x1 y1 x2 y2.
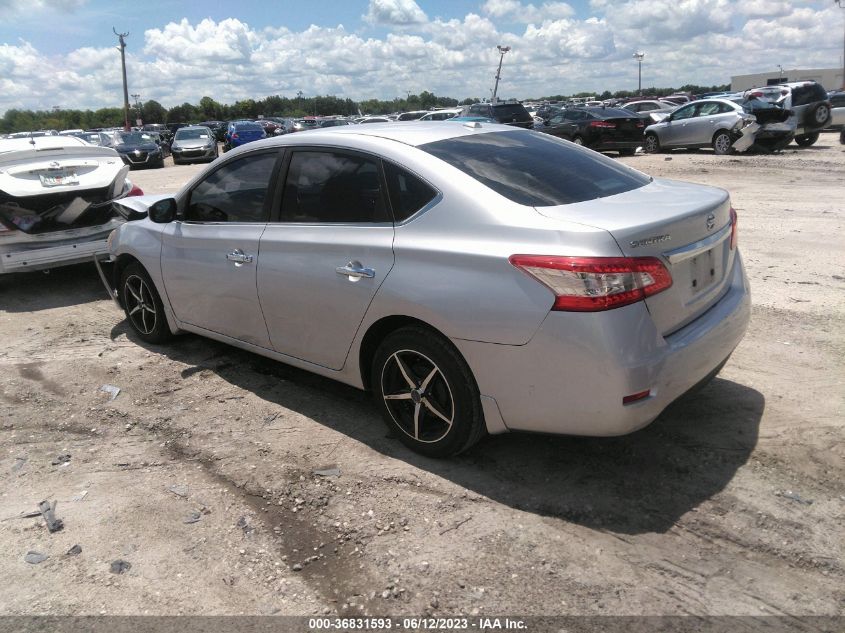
113 324 764 537
0 263 107 312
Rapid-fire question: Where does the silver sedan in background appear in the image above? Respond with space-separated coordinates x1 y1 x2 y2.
100 123 750 457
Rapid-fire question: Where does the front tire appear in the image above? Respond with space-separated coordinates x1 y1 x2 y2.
119 262 172 344
643 133 661 153
795 132 819 147
371 327 485 457
712 130 733 155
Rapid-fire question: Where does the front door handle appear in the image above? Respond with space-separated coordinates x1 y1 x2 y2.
336 261 375 279
226 249 254 265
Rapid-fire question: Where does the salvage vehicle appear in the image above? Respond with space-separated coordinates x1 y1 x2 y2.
0 136 142 274
744 81 831 147
540 107 645 155
170 126 219 165
461 101 534 129
644 98 792 154
99 123 749 457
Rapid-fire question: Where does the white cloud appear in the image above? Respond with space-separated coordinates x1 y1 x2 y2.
363 0 428 25
482 0 575 23
0 3 841 114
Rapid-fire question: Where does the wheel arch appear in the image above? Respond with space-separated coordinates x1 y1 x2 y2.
358 315 454 391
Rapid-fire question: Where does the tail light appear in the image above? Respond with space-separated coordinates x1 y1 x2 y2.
0 224 16 234
509 255 672 312
232 133 239 139
589 121 616 129
126 184 144 197
635 120 645 128
729 207 738 250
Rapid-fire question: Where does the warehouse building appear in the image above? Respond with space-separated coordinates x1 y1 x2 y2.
731 68 843 92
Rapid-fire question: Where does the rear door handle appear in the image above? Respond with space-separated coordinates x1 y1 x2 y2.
336 262 375 279
226 249 254 265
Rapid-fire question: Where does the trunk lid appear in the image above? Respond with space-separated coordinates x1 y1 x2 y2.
535 178 735 335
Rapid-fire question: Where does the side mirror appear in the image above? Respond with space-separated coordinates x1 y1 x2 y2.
149 198 177 224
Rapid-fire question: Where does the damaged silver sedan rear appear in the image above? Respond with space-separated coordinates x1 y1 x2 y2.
0 136 142 274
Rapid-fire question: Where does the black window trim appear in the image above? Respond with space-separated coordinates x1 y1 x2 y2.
179 147 285 225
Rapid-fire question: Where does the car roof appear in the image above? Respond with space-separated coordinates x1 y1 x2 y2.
229 121 521 152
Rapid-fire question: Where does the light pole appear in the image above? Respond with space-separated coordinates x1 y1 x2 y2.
837 1 845 89
492 45 510 102
131 93 141 126
114 28 131 132
633 52 645 96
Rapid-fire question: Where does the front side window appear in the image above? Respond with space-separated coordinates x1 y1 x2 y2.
279 151 390 223
672 104 696 120
186 152 277 223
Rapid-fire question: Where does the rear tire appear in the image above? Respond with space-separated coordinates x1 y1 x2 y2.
795 132 819 147
805 103 830 128
618 148 635 156
371 326 485 458
643 133 661 153
712 130 733 155
119 262 172 344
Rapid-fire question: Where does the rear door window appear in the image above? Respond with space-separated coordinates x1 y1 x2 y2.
420 130 650 207
279 151 390 223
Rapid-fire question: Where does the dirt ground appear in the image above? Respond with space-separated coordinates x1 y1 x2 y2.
1 133 843 621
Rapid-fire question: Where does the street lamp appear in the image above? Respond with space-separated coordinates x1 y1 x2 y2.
492 45 511 102
777 64 784 80
633 52 645 96
836 1 845 89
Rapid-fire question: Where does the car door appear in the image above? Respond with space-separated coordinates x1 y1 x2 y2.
256 148 396 370
542 113 569 139
160 149 281 348
659 102 697 147
684 101 725 145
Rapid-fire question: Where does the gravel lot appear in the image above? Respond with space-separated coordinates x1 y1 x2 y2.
1 134 843 619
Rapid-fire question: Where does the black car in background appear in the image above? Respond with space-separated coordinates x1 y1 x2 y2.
541 107 645 155
111 130 169 169
199 120 227 142
461 101 534 129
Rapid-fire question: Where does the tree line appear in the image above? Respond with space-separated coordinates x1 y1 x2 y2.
0 85 730 134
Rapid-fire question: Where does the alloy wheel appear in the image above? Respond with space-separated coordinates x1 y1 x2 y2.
380 349 454 444
123 274 158 335
714 133 731 154
813 104 830 125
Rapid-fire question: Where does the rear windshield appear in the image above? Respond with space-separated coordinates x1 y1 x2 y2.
235 122 263 131
420 130 651 207
491 104 531 122
791 83 827 107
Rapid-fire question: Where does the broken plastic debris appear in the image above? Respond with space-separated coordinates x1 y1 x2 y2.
313 466 341 478
99 384 121 401
110 560 131 574
167 484 189 498
25 551 48 564
778 490 813 505
51 454 71 466
38 500 64 533
183 511 202 524
71 491 88 502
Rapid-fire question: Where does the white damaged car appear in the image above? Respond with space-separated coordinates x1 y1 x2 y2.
0 135 142 274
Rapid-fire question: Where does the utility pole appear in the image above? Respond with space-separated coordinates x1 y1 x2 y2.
492 45 510 102
114 28 131 131
633 52 645 96
837 1 845 89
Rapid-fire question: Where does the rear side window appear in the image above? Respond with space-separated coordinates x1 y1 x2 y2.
492 104 531 122
383 162 437 222
279 151 390 223
420 131 651 207
791 83 827 107
186 152 276 222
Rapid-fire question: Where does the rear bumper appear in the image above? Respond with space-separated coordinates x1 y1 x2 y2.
454 252 750 436
0 235 111 274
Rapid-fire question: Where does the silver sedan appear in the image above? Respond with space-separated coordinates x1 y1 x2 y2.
99 123 750 457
